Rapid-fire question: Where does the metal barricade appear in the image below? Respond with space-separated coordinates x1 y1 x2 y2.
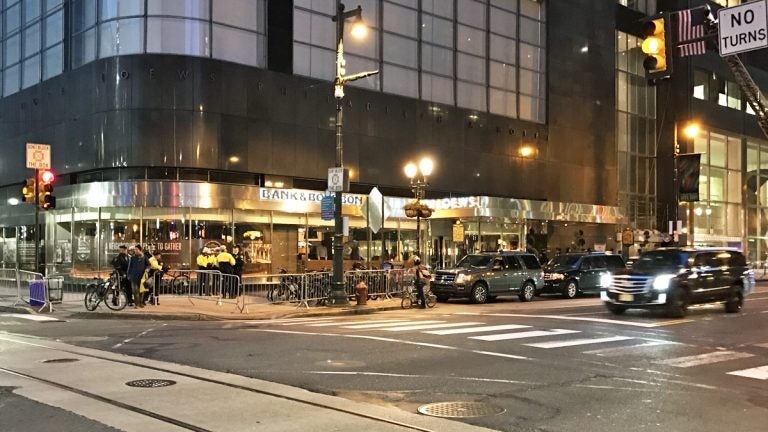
16 270 46 311
239 271 333 312
343 269 389 300
384 268 408 298
0 268 20 305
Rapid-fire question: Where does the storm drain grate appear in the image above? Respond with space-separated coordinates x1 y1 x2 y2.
418 401 505 418
42 358 80 364
125 379 177 388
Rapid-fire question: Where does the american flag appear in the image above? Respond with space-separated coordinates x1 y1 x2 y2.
676 8 707 57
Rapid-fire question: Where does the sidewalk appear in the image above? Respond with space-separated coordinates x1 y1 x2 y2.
1 292 408 321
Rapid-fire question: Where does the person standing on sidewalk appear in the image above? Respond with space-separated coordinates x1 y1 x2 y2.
196 247 210 295
409 256 431 308
146 251 163 305
216 246 236 298
110 245 133 306
127 244 149 308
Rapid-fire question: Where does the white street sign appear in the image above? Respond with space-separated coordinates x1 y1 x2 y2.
718 0 768 57
26 143 51 169
327 167 347 192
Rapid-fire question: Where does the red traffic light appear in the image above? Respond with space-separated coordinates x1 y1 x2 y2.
39 170 55 184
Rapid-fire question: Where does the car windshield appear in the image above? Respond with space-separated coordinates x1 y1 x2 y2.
633 250 689 271
456 255 493 268
547 255 581 267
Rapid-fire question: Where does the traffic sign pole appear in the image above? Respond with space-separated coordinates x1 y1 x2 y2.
34 169 40 273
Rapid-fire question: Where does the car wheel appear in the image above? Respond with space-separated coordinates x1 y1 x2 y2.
606 303 627 315
666 287 689 318
562 280 578 299
436 295 450 303
470 283 489 304
519 282 536 302
724 286 743 313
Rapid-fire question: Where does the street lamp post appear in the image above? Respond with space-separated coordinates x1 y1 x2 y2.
327 2 378 306
674 121 701 246
404 158 435 257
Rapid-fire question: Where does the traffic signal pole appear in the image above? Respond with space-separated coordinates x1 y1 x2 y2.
33 169 40 273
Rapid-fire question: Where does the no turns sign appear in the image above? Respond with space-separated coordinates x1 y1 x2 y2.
718 0 768 56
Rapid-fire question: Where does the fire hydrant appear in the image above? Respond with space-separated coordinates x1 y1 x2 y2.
355 281 368 305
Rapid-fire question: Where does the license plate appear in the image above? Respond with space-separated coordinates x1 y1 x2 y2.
618 293 634 302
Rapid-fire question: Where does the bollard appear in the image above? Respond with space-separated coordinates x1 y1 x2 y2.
355 281 368 305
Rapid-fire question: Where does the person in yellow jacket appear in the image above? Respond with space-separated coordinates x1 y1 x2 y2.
196 247 211 295
216 246 237 298
145 252 163 305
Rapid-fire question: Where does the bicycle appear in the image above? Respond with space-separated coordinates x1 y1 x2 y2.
401 283 437 309
159 269 191 295
268 269 301 304
84 271 127 311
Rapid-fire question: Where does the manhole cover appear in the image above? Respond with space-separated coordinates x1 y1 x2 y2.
125 379 177 388
42 358 80 364
418 401 505 418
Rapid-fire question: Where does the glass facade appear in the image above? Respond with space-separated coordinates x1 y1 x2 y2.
616 31 657 230
1 0 267 97
293 0 547 123
1 0 64 95
617 0 657 15
692 68 749 112
744 136 768 264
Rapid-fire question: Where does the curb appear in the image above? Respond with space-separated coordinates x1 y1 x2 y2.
59 303 407 322
0 305 35 314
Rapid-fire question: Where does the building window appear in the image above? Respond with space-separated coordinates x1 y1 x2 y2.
616 31 657 229
293 0 546 122
692 68 745 112
617 0 658 15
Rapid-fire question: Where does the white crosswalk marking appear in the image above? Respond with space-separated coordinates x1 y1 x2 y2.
525 336 633 349
342 320 445 329
383 322 484 332
470 329 580 341
656 350 755 368
247 317 338 325
727 365 768 380
425 324 531 335
307 320 408 327
582 340 679 356
754 342 768 348
0 313 60 322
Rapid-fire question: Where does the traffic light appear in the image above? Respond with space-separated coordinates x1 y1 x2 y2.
21 178 36 203
37 169 56 210
640 15 672 80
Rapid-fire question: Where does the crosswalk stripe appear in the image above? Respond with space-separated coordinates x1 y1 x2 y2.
425 324 531 335
470 329 580 341
383 322 485 332
246 317 338 325
307 320 408 327
582 340 679 356
754 343 768 348
342 320 445 329
656 350 755 368
0 313 60 322
525 336 633 349
727 365 768 380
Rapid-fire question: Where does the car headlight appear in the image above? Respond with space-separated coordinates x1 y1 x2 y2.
600 273 613 288
456 273 470 284
653 274 675 291
551 273 565 280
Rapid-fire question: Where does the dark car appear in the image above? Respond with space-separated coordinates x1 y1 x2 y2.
540 253 626 298
602 248 755 317
431 252 544 304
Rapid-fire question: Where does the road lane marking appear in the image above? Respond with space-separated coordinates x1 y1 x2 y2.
305 371 536 384
425 324 532 335
454 312 668 328
0 314 60 322
252 329 530 360
583 340 679 356
342 320 445 329
470 329 579 341
383 322 484 331
754 343 768 348
525 336 633 349
727 365 768 380
656 350 755 368
112 324 165 349
307 320 408 327
244 317 339 324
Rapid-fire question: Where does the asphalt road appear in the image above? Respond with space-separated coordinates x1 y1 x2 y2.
2 287 767 432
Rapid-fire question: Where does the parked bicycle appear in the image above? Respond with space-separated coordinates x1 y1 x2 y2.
400 283 437 309
267 269 301 303
159 269 191 295
84 271 127 311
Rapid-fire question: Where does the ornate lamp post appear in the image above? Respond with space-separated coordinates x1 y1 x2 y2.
327 2 378 306
404 157 435 257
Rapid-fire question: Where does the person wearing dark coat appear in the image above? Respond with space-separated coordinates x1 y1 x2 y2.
126 244 149 308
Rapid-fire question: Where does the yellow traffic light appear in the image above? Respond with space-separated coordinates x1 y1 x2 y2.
21 178 36 203
641 16 671 79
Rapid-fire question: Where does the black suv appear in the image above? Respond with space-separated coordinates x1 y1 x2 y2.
602 248 755 317
431 252 544 304
540 253 626 298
